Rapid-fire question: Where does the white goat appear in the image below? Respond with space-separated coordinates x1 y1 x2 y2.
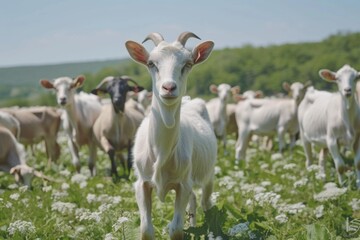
125 32 216 239
227 90 264 138
206 84 239 153
235 82 310 163
40 76 102 175
298 64 360 187
91 76 145 178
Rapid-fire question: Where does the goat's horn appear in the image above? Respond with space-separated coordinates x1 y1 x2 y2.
121 75 140 86
177 32 201 46
142 32 164 46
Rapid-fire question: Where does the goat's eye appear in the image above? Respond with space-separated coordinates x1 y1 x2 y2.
182 62 193 74
148 61 155 68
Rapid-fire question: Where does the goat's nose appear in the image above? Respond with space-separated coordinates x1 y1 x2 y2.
344 88 352 95
59 97 67 105
162 82 177 92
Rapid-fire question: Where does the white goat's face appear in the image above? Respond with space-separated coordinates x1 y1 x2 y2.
148 43 193 106
217 84 232 101
290 82 306 104
53 78 76 106
40 76 85 107
319 64 360 99
125 32 214 110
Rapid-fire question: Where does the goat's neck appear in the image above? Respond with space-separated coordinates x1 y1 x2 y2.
64 97 79 132
217 98 227 116
149 98 181 160
341 94 357 137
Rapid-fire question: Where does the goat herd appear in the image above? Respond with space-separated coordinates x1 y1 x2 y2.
0 32 359 239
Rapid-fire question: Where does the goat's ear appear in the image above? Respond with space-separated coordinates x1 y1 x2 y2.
192 41 214 65
129 86 145 93
231 86 240 95
40 79 54 89
209 84 218 94
125 41 149 65
255 90 264 98
319 69 337 82
233 94 246 102
72 75 85 89
304 80 312 88
91 88 106 95
282 82 291 92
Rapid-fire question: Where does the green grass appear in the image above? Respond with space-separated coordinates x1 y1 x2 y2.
0 133 359 239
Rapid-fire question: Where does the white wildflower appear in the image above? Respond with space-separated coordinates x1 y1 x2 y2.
51 201 76 215
113 217 130 232
8 184 18 190
208 231 223 240
314 205 324 219
275 213 288 224
280 202 306 214
98 203 112 213
246 199 253 206
293 178 308 188
42 185 52 192
214 166 222 175
21 198 29 206
5 202 13 208
211 192 220 203
104 233 115 240
315 171 326 180
51 190 68 200
59 169 71 177
79 181 87 189
271 153 283 161
273 183 283 193
254 191 281 208
87 193 97 203
314 185 347 202
10 193 20 201
8 220 35 235
260 181 271 187
111 196 122 205
307 165 320 173
19 186 28 192
218 176 236 190
283 163 297 170
75 208 102 223
96 183 104 189
349 198 360 211
71 173 88 184
260 163 269 170
61 183 70 190
228 222 249 236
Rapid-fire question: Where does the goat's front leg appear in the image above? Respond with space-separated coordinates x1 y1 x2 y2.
88 140 97 176
100 136 118 177
326 136 346 186
277 126 286 153
135 180 154 240
169 182 192 240
66 132 80 172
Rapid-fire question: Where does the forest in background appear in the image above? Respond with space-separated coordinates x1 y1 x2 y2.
1 31 359 107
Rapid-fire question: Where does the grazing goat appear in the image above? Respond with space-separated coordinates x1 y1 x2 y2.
40 76 102 175
298 65 360 188
0 126 45 187
1 107 62 166
235 82 310 163
125 32 216 239
206 84 239 153
91 76 144 178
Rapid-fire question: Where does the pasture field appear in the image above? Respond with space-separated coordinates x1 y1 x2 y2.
0 133 359 239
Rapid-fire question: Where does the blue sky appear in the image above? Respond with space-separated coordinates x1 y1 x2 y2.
1 0 360 67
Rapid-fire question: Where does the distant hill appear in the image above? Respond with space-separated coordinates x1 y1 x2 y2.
1 31 360 108
0 58 130 106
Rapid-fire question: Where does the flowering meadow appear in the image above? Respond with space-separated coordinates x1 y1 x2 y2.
0 133 360 239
